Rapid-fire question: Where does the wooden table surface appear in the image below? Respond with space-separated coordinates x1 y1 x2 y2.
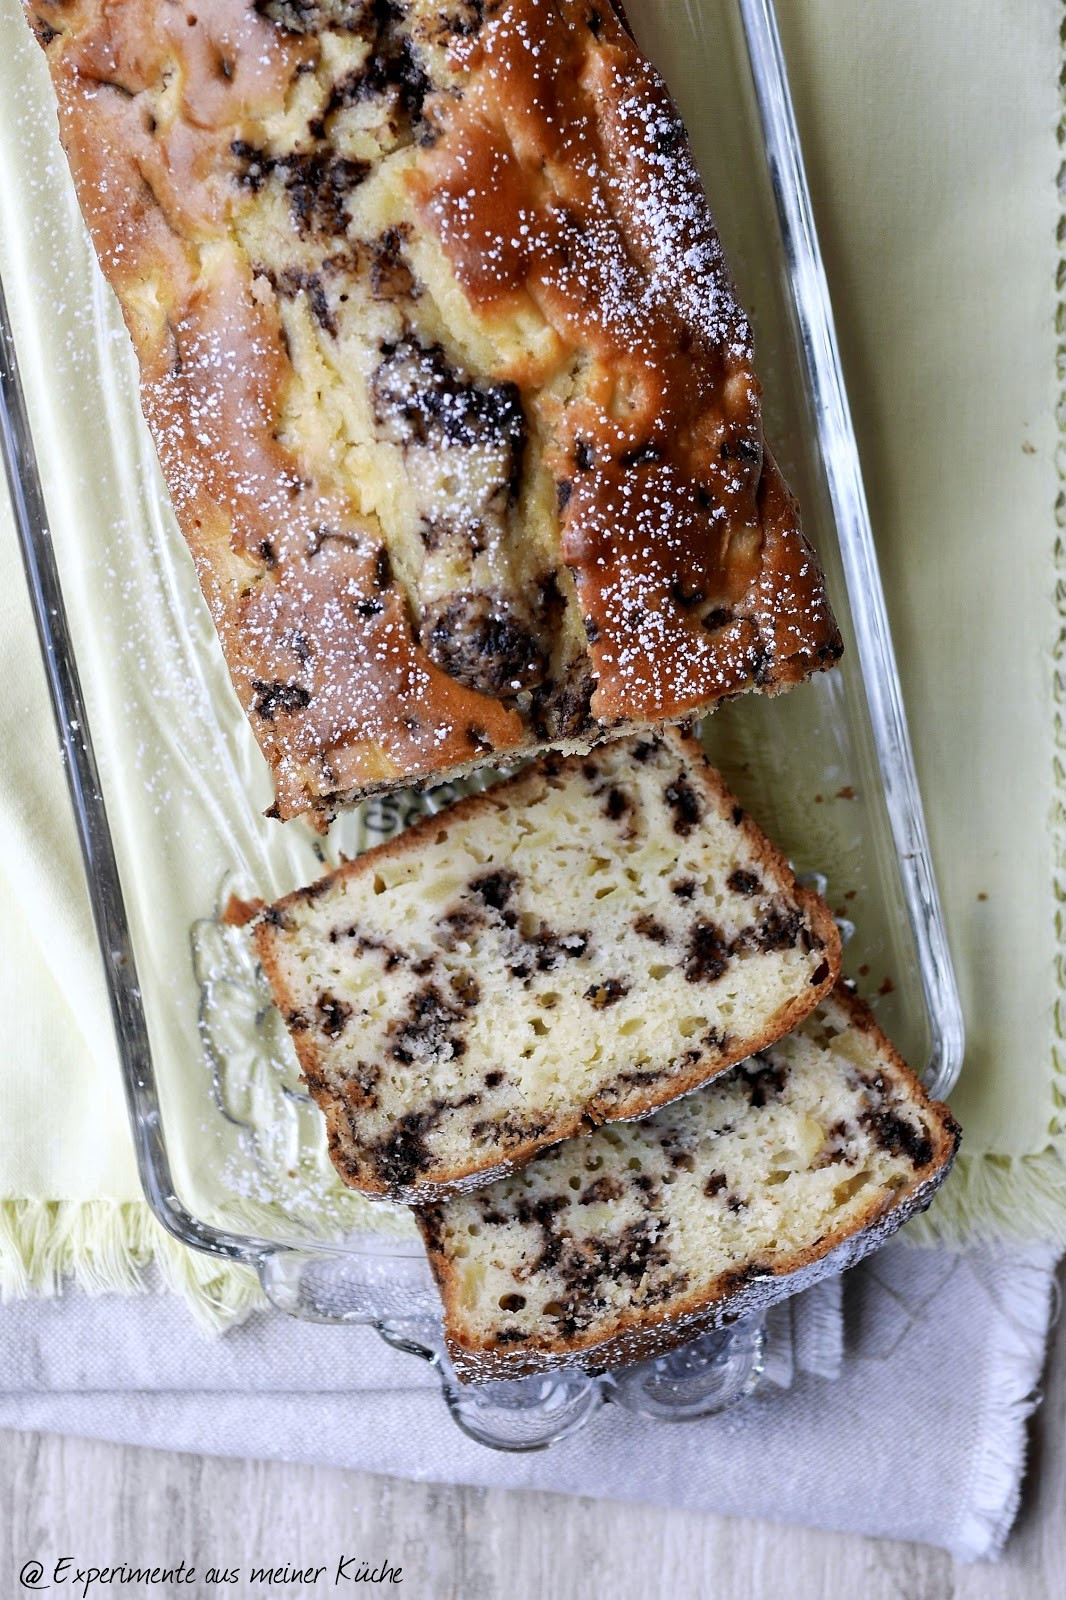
2 1265 1063 1600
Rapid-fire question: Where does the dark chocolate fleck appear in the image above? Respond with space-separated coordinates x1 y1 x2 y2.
684 922 731 984
580 1175 625 1204
703 608 735 632
585 979 630 1010
755 906 807 953
663 774 702 835
252 679 311 722
422 591 546 697
604 787 630 822
387 984 465 1065
862 1108 934 1168
315 991 352 1038
470 870 518 912
735 1057 788 1108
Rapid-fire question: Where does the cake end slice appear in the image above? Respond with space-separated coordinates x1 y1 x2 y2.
417 987 960 1381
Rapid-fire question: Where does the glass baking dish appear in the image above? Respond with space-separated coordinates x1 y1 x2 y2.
0 0 964 1450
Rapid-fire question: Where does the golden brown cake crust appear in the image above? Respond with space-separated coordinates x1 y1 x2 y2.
27 0 841 822
253 729 843 1200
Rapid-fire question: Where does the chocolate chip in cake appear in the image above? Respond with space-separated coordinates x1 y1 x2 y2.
580 1175 625 1205
315 991 352 1038
619 442 665 469
449 970 481 1008
664 774 702 835
369 226 417 300
373 547 393 589
584 979 630 1010
720 435 762 464
684 922 731 984
727 869 762 897
278 151 369 237
254 0 371 33
422 592 548 698
260 904 294 931
861 1108 934 1168
387 984 465 1065
252 679 311 722
530 661 597 739
670 580 707 611
437 906 486 950
435 1 487 40
370 337 526 458
262 263 339 334
470 870 518 912
755 905 808 953
703 608 735 632
29 13 60 45
735 1057 788 1108
603 787 630 822
373 1110 436 1188
352 31 432 125
339 1058 381 1110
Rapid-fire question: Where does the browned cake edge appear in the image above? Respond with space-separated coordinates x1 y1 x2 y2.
254 729 842 1201
26 3 841 828
416 986 962 1381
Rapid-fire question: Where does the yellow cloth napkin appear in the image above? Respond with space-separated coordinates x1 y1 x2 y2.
0 0 1062 1323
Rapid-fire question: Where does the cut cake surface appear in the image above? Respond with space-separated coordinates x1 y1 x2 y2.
255 730 841 1200
417 985 961 1380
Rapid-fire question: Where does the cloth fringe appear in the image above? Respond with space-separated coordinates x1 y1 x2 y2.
0 1159 1063 1335
950 1249 1058 1561
907 1148 1066 1249
0 1201 263 1333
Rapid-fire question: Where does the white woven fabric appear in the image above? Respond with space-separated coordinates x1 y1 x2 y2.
0 1242 1054 1562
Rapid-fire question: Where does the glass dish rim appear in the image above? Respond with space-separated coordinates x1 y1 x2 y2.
0 0 964 1436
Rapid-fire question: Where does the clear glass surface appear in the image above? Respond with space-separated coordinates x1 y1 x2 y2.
0 0 964 1450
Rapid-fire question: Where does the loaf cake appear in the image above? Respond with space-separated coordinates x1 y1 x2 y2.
418 986 961 1380
27 0 841 825
253 729 841 1201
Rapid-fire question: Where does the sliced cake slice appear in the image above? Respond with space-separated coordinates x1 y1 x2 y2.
254 730 841 1202
417 986 961 1381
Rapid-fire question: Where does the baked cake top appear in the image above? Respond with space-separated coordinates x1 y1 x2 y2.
29 0 841 820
